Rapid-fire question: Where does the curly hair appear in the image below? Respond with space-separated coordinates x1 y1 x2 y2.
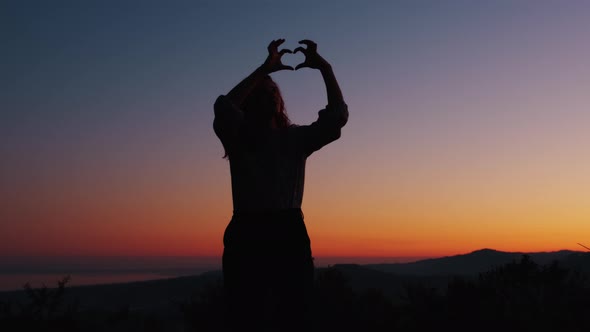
242 75 290 127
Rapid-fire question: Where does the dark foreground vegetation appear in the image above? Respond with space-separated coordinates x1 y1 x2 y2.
1 255 589 332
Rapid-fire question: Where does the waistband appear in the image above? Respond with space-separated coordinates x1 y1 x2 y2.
232 208 303 220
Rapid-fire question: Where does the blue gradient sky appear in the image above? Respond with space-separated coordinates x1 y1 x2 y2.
2 1 590 259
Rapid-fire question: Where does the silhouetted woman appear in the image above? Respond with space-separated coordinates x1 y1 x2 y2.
214 39 348 331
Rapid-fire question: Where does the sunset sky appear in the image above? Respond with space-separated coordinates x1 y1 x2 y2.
2 1 590 262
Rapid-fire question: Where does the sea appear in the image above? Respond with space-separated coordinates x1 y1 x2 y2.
0 256 427 292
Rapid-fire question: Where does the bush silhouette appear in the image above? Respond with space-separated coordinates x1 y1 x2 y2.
0 276 80 332
442 255 590 332
2 256 589 332
178 279 225 332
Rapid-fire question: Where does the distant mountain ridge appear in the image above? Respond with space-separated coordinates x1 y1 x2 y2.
0 248 587 316
364 248 590 276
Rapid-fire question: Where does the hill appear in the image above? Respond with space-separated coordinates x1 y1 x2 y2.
365 248 588 276
1 249 588 314
1 249 589 331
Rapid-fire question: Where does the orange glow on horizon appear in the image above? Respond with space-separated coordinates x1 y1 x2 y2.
4 2 590 261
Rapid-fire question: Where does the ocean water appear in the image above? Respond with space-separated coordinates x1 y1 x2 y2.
0 256 426 292
0 256 221 292
0 273 183 291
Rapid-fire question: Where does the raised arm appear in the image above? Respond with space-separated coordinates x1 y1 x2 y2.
226 39 294 106
294 40 345 108
214 39 294 152
293 40 348 156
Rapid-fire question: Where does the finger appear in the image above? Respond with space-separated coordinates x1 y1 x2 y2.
268 40 277 52
295 62 309 70
279 49 292 55
293 47 307 54
280 65 294 71
271 39 286 50
299 39 317 50
275 39 286 47
269 39 283 50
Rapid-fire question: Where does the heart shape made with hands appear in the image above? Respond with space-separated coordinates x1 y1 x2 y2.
266 39 323 72
283 51 306 69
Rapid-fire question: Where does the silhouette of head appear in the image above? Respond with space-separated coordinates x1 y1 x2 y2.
223 76 291 159
241 75 291 129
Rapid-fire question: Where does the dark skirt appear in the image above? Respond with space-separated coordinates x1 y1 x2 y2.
222 208 314 331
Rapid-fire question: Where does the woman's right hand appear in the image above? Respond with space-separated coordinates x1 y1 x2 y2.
262 39 294 73
294 40 331 71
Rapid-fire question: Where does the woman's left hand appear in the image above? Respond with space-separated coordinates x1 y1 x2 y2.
294 40 331 71
262 39 294 73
